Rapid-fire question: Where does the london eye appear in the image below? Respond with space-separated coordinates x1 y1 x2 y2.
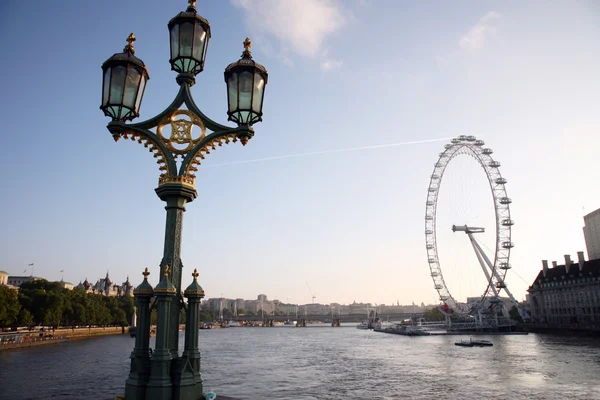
425 136 518 318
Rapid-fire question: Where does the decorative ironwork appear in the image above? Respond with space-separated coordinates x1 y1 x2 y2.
115 130 169 178
158 174 195 187
157 110 207 155
183 133 239 180
192 269 199 280
143 267 150 279
125 33 136 53
242 37 252 58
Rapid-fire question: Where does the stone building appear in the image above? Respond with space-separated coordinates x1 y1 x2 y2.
527 253 600 326
75 272 133 296
60 279 74 290
6 275 41 287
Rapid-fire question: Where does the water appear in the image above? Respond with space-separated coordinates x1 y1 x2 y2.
1 326 600 400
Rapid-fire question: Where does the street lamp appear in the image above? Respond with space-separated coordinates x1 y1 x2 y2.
100 1 268 399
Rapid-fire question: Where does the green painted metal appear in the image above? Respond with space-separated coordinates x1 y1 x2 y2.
125 273 154 400
177 274 205 399
146 273 177 400
108 74 257 400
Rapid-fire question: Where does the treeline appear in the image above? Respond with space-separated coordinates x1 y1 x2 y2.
0 280 134 329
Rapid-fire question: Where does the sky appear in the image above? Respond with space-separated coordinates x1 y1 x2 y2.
1 1 599 307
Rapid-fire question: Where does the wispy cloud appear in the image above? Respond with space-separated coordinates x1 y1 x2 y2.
232 0 347 67
321 59 344 71
459 11 502 51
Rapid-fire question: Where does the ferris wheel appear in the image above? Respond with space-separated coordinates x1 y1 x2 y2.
425 135 517 315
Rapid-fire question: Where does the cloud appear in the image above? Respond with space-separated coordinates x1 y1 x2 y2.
459 11 502 51
321 59 344 71
232 0 347 65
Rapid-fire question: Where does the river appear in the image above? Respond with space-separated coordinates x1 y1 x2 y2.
1 325 599 400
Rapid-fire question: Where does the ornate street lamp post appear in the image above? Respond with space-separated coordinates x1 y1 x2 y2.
100 2 268 399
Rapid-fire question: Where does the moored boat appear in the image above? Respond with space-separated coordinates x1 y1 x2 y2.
455 338 493 347
356 321 370 330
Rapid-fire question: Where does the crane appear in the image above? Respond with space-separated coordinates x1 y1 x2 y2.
306 281 316 304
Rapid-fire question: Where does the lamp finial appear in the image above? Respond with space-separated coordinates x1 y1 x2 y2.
142 267 150 280
192 269 199 280
124 33 136 54
242 37 252 58
164 265 170 277
187 0 197 12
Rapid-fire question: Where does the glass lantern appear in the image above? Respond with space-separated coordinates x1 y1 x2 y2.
168 1 211 75
224 38 268 126
100 33 150 121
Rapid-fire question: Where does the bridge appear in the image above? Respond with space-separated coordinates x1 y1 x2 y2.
234 313 424 324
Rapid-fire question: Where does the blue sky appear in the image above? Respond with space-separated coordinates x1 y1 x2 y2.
1 1 599 306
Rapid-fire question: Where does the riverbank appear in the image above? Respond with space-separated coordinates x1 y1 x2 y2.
0 326 127 351
520 322 600 336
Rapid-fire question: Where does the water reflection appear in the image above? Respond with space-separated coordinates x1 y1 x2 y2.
0 327 599 400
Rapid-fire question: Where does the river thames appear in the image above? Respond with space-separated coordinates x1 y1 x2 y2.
1 326 599 400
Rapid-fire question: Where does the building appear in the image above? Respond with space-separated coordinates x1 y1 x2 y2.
60 279 74 290
583 208 600 260
7 275 41 287
74 272 133 296
527 253 600 326
0 271 7 286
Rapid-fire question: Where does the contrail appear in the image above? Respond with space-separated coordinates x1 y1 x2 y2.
204 137 453 168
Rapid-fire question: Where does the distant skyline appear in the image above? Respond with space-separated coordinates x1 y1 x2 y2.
1 1 599 306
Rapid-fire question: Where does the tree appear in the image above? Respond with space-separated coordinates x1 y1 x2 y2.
0 286 21 328
18 309 33 327
222 308 233 320
198 309 214 322
423 307 445 321
118 295 135 325
509 306 523 323
15 280 139 327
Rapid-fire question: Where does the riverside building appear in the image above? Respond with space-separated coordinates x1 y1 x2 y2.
527 253 600 326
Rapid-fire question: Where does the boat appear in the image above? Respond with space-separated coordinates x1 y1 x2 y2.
228 303 241 327
357 306 374 329
356 321 370 330
374 319 434 336
455 338 493 347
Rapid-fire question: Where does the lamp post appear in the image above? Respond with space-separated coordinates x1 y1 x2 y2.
100 1 268 399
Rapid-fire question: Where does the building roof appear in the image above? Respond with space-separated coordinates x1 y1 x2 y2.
0 271 8 275
529 258 600 290
7 276 41 279
584 207 600 220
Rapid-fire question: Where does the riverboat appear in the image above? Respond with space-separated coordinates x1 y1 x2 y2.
455 338 493 347
356 321 370 330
